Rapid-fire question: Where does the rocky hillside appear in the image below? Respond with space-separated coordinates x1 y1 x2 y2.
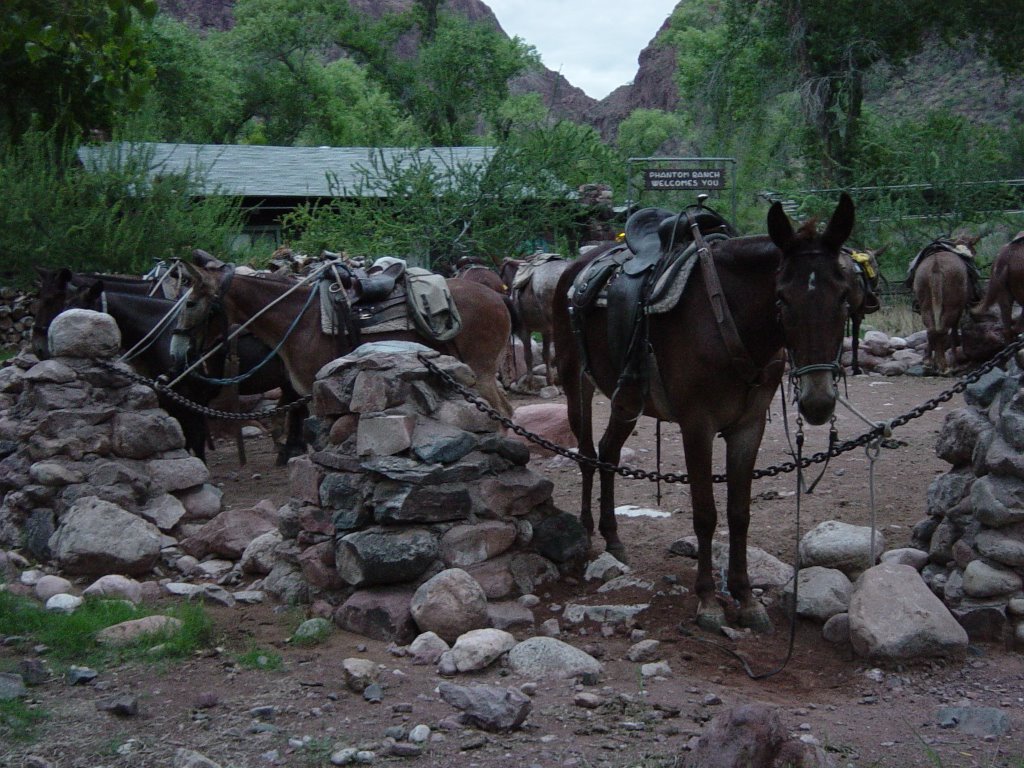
155 0 675 141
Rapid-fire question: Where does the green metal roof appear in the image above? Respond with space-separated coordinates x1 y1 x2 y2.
76 143 496 198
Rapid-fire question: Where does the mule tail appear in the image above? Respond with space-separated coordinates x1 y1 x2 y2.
927 265 945 332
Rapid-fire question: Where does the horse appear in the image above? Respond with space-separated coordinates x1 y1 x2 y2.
840 246 883 375
32 269 306 464
500 254 571 390
909 237 979 374
974 232 1024 343
170 259 514 420
551 193 855 632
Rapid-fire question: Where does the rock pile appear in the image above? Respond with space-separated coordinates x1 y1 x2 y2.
912 359 1024 647
263 340 589 642
845 310 1003 376
0 309 223 572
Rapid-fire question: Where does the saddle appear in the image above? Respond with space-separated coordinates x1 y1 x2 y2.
569 204 736 389
512 252 565 291
319 258 461 345
905 239 982 303
845 249 881 314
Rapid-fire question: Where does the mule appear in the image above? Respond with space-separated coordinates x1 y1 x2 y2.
33 270 306 463
453 257 507 295
500 254 571 390
552 194 855 632
840 247 883 375
911 239 977 374
171 260 514 419
975 232 1024 343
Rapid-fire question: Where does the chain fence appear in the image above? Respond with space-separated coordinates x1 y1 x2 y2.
417 336 1024 485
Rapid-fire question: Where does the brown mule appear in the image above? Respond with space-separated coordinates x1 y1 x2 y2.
975 233 1024 343
172 260 513 420
552 194 855 632
911 241 977 374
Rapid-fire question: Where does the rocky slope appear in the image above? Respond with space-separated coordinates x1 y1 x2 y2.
155 0 675 141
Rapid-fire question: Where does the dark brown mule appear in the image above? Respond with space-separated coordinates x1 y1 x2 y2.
500 255 572 390
172 261 514 419
975 233 1024 343
552 194 855 632
840 247 883 375
911 239 978 374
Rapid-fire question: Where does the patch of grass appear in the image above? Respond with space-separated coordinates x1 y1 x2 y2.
0 698 48 743
862 293 920 339
235 645 283 671
0 591 213 669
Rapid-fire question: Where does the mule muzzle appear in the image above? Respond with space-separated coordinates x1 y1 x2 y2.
168 329 192 369
791 362 840 426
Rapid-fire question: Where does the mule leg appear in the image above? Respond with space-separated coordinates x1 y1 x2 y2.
595 388 645 563
850 315 862 375
541 332 554 387
723 419 772 632
557 336 598 540
680 423 725 631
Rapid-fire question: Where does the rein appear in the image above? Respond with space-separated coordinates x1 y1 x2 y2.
168 262 329 388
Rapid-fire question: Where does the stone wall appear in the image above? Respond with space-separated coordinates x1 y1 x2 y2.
0 286 35 352
0 309 223 572
266 340 588 642
914 360 1024 646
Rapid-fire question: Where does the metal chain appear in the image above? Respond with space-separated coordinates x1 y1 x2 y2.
95 358 312 421
419 335 1024 485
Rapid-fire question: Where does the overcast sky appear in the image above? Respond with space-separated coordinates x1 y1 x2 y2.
485 1 679 100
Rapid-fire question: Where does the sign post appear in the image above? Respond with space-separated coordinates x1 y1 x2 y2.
626 156 738 225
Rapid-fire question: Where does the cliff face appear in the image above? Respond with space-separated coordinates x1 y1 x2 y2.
154 0 679 141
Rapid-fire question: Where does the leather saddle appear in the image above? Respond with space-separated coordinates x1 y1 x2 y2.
570 204 736 386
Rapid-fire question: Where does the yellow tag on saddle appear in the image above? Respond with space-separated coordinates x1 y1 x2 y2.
850 250 876 279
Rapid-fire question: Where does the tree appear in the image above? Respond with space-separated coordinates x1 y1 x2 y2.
410 14 538 145
616 108 690 159
720 0 1024 186
0 0 157 146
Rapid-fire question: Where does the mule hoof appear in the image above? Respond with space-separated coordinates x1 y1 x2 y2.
605 543 629 565
738 604 772 633
695 601 727 633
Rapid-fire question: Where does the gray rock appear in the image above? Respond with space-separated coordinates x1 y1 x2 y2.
0 672 26 700
336 527 439 587
410 568 490 644
848 562 968 660
49 309 120 358
936 706 1010 737
437 682 531 732
782 566 852 622
449 628 516 672
506 636 603 680
683 703 835 768
48 496 162 575
799 520 886 578
962 559 1023 598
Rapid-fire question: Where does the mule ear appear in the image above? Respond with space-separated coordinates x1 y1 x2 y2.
180 258 208 288
57 267 73 288
767 202 794 250
84 279 104 305
822 193 855 251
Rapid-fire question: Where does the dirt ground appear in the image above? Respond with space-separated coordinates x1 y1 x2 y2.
5 373 1024 768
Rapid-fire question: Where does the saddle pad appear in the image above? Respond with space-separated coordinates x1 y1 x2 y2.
512 253 565 291
645 242 701 315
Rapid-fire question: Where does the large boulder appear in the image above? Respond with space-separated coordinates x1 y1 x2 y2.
48 496 162 576
410 568 490 644
848 562 968 660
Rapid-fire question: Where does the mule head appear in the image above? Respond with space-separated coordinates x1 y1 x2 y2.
31 267 75 359
169 260 225 370
769 193 855 425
